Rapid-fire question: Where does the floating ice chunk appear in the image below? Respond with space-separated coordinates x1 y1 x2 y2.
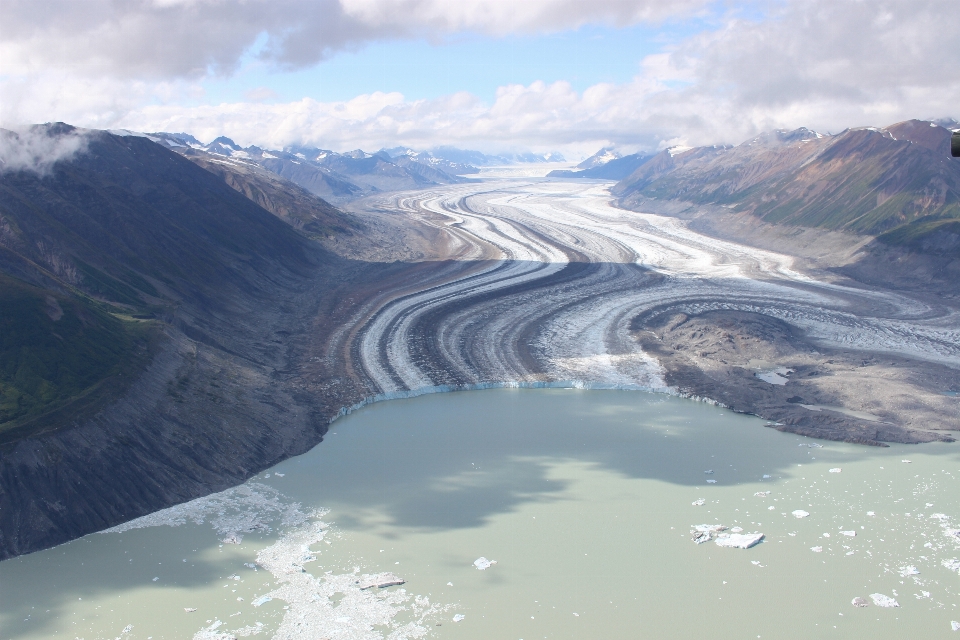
799 443 823 448
243 562 257 569
945 529 960 542
704 470 714 474
901 460 911 464
867 511 875 516
811 546 822 552
822 533 831 538
731 527 743 533
453 614 465 622
851 597 869 607
692 498 705 506
842 531 856 537
952 620 960 631
706 479 717 484
792 510 810 518
754 491 771 497
931 513 951 521
768 506 775 510
252 595 272 607
474 557 498 570
762 474 771 479
152 577 159 582
691 524 727 544
829 468 842 473
222 533 242 544
264 474 271 478
942 559 960 574
184 608 197 612
356 573 405 590
870 593 899 608
715 533 764 549
274 473 284 477
447 582 453 586
899 566 919 577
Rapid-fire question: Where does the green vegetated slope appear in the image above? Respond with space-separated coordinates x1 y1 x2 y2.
0 124 322 439
0 273 155 434
613 120 960 240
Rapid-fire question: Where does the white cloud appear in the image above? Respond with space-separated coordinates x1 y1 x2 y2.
0 125 88 175
0 0 706 78
2 0 958 154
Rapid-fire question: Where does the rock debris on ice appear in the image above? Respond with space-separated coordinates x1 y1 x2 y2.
691 524 727 544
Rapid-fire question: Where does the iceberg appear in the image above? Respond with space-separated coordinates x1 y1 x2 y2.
715 533 764 549
869 593 899 608
356 573 405 590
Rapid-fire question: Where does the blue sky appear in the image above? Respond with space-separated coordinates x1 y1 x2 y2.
203 21 709 106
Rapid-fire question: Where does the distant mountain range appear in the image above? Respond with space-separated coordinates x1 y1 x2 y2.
146 133 564 203
547 149 653 180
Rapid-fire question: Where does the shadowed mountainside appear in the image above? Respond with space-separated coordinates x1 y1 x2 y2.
0 124 380 559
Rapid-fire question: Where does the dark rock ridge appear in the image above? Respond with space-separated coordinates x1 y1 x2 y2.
0 125 385 559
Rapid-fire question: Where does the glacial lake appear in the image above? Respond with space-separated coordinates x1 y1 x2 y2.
2 388 959 639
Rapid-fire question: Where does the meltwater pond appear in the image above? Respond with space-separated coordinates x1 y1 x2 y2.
2 389 959 639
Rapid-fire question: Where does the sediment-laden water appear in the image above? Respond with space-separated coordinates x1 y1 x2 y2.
2 388 958 639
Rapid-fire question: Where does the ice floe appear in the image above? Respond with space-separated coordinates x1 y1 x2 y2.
716 533 764 549
869 593 899 608
356 573 405 590
691 524 727 544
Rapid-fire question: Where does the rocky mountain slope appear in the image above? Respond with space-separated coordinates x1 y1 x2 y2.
0 124 369 558
613 121 960 236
